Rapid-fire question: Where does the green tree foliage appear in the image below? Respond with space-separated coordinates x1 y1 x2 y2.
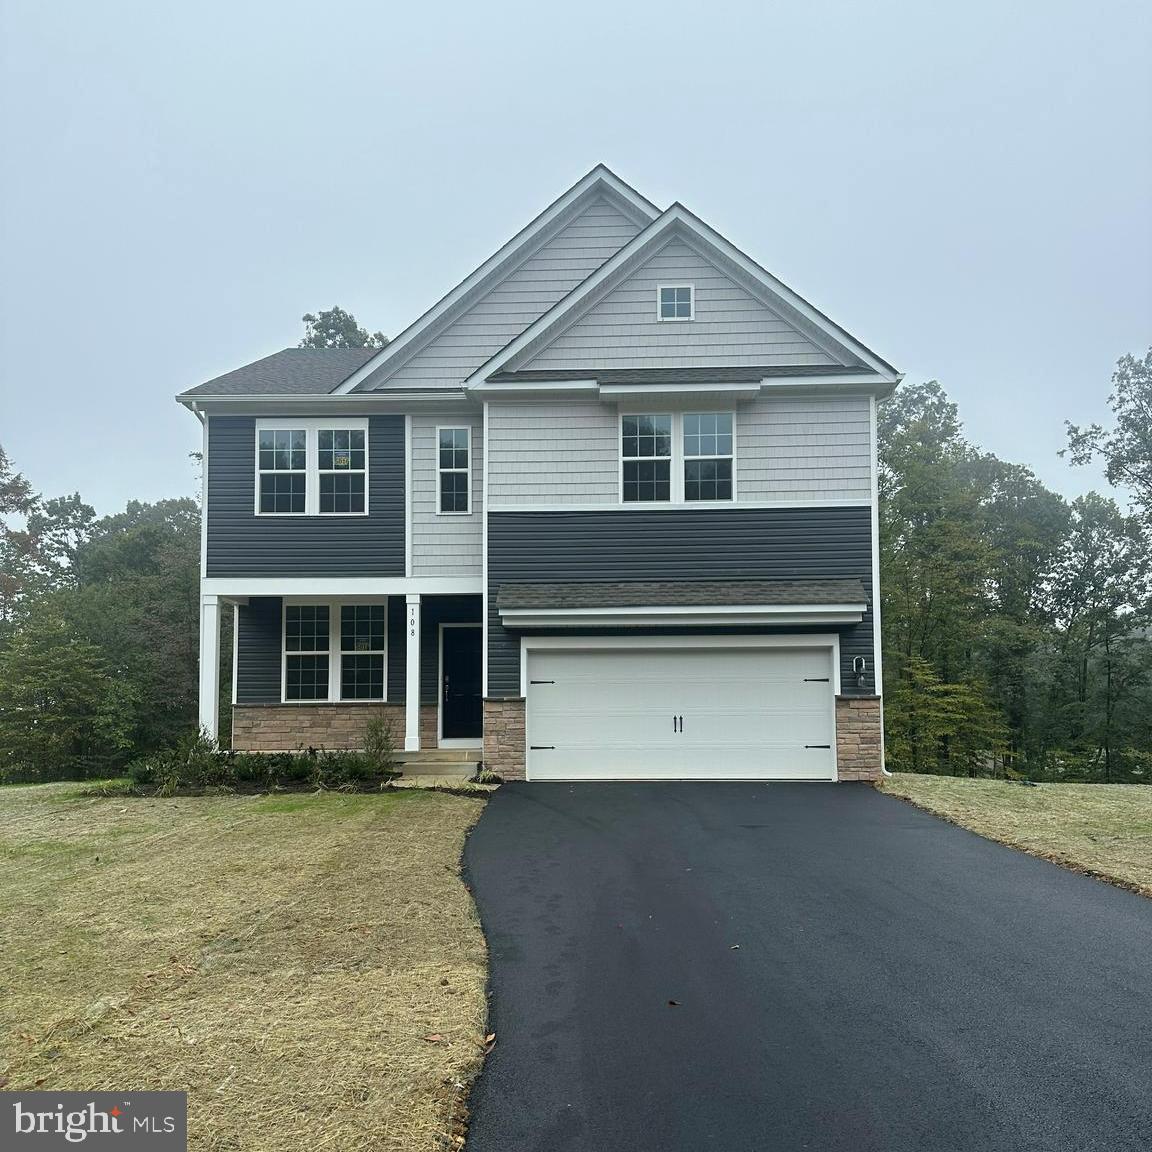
299 305 388 349
0 447 202 778
0 613 136 780
1065 348 1152 524
879 366 1152 782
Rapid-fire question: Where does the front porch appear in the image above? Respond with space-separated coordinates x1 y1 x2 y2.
197 583 483 756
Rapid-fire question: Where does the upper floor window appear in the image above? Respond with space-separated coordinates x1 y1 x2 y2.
258 429 307 514
255 420 369 516
438 427 471 514
620 412 734 504
621 414 672 502
318 429 366 513
657 284 694 321
683 413 733 501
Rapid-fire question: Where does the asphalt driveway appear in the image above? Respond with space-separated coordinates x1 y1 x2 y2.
463 782 1152 1152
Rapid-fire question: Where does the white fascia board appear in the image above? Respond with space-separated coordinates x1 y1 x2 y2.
598 382 762 401
463 379 600 400
333 167 660 395
201 576 482 598
467 204 901 387
179 391 477 415
499 604 867 628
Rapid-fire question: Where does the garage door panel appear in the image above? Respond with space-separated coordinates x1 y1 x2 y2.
525 645 836 780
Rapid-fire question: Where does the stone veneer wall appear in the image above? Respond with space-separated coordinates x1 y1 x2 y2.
835 696 884 781
483 697 525 780
232 703 406 752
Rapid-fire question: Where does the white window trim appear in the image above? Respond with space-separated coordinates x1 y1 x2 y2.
435 424 473 516
618 411 737 505
280 598 388 703
255 418 370 518
656 282 694 321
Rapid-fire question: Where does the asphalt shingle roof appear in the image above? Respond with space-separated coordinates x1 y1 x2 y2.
496 578 869 610
179 347 379 397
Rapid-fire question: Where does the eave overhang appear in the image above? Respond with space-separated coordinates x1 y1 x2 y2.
498 603 869 629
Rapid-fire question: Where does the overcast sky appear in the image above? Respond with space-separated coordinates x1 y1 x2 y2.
1 0 1149 515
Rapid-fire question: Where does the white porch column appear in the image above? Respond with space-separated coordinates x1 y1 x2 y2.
198 594 221 744
405 593 421 751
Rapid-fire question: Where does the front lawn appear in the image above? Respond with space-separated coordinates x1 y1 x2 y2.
0 783 489 1150
880 773 1152 896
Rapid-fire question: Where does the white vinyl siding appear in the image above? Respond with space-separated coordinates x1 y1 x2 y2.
364 198 643 389
521 238 841 371
411 413 482 576
486 395 871 507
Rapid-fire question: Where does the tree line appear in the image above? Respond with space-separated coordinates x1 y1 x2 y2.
0 332 1148 783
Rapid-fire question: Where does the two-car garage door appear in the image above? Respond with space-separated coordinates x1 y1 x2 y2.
524 645 836 780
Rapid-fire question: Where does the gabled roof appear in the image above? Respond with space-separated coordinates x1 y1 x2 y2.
466 203 900 388
179 347 378 398
334 165 659 394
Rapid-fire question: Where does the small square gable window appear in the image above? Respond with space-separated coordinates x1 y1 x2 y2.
658 284 694 320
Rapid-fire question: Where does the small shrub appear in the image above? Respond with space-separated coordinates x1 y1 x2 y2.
470 763 502 785
363 713 401 776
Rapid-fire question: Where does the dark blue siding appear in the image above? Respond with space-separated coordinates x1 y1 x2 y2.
486 507 876 697
205 415 405 577
234 593 480 706
235 597 282 703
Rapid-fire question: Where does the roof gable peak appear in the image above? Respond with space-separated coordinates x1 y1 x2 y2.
467 202 899 386
335 165 660 394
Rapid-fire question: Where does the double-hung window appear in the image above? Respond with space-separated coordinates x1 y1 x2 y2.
339 605 386 699
284 605 330 700
621 415 672 502
621 412 735 504
283 601 387 702
438 427 471 513
683 413 734 501
318 429 366 513
258 429 307 513
255 420 369 516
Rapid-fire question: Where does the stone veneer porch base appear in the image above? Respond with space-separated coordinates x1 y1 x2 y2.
482 697 526 780
231 702 438 753
835 695 884 781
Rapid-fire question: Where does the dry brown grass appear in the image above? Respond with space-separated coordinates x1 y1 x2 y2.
0 784 489 1150
880 773 1152 897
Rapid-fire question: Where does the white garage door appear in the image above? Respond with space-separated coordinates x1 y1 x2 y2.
525 645 836 780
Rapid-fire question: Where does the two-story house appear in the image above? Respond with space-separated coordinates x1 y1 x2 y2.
179 166 899 781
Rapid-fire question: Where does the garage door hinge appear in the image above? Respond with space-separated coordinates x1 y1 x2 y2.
529 679 555 684
530 745 555 750
803 677 830 682
805 744 831 749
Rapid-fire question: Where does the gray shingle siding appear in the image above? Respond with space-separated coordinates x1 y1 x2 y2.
486 507 876 697
205 415 405 577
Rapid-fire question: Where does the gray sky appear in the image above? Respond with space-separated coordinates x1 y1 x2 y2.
1 0 1149 515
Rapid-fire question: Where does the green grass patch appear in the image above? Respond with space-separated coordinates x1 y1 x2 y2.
881 774 1152 896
